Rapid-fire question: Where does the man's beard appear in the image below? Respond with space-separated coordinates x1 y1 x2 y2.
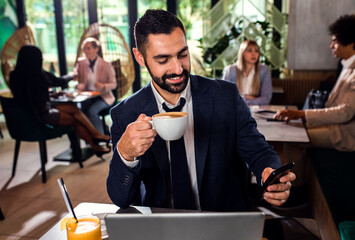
146 62 190 94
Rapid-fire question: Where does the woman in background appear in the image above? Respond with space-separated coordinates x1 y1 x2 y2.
10 45 110 156
73 37 116 134
222 39 272 105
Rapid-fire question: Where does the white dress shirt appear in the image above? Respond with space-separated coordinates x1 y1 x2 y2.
241 67 255 95
335 53 355 89
118 79 200 209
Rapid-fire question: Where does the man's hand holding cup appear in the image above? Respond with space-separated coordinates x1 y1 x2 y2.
118 114 157 161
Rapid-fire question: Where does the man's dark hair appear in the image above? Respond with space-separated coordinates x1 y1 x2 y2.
328 14 355 49
134 9 186 56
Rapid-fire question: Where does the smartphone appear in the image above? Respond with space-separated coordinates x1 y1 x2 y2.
266 118 285 122
256 162 295 201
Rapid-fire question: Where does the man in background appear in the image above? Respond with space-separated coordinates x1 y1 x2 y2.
274 14 355 188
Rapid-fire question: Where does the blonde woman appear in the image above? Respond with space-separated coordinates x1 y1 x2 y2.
222 40 272 105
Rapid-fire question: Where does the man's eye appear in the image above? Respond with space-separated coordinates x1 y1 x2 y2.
178 53 188 59
158 59 168 64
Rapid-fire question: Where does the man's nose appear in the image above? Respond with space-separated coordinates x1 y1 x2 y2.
171 57 183 74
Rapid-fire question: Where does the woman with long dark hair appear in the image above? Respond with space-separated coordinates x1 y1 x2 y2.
10 45 110 156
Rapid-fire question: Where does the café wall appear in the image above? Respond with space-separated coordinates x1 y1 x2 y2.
287 0 355 70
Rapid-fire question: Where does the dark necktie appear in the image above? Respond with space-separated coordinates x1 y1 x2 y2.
162 98 193 209
89 57 97 72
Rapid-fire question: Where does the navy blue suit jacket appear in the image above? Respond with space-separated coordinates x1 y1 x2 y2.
107 75 281 212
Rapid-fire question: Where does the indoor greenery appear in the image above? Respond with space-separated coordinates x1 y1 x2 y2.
200 19 282 77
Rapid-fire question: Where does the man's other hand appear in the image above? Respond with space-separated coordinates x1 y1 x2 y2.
261 167 296 206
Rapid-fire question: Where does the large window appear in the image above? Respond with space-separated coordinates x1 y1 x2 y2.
21 0 210 90
137 0 166 87
178 0 210 41
25 0 58 74
138 0 166 17
97 0 129 44
62 0 89 72
178 0 211 75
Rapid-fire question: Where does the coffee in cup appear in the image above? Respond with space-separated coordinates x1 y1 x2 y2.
150 112 188 141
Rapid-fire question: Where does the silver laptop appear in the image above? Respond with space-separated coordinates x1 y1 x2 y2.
105 212 265 240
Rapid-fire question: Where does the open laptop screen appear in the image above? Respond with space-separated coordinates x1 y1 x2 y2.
105 212 265 240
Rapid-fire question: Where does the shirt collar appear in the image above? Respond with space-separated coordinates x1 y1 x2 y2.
341 53 355 69
243 67 255 77
151 78 192 111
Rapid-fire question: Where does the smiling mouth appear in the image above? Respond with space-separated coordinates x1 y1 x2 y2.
167 76 183 84
164 73 184 83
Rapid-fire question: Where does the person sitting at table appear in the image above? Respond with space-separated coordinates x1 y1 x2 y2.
106 9 295 213
273 14 355 192
222 39 272 105
274 14 355 152
10 45 111 156
72 37 116 134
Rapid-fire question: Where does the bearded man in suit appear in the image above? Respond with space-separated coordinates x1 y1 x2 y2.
107 9 295 211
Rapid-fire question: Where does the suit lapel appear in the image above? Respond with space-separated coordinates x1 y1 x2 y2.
190 76 213 191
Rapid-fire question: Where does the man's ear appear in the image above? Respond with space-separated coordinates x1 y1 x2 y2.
133 48 146 67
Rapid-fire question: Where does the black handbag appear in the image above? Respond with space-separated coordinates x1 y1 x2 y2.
302 89 329 110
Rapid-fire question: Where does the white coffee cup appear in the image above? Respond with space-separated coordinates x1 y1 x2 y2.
150 112 188 141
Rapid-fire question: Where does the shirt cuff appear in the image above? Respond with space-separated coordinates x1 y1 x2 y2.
117 149 139 168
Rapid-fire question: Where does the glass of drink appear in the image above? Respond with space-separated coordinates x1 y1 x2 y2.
66 215 102 240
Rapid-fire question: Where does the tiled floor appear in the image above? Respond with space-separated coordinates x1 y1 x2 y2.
0 114 113 239
0 114 321 239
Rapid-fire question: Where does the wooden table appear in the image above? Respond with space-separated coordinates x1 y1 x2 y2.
50 90 101 104
50 90 102 163
251 105 310 143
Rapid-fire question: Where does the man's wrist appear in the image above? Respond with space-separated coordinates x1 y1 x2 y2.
117 149 139 168
117 142 134 161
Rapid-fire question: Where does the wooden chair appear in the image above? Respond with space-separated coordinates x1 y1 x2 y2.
0 96 81 183
75 23 135 134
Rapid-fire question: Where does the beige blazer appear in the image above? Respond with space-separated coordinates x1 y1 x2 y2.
74 57 117 105
305 59 355 151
